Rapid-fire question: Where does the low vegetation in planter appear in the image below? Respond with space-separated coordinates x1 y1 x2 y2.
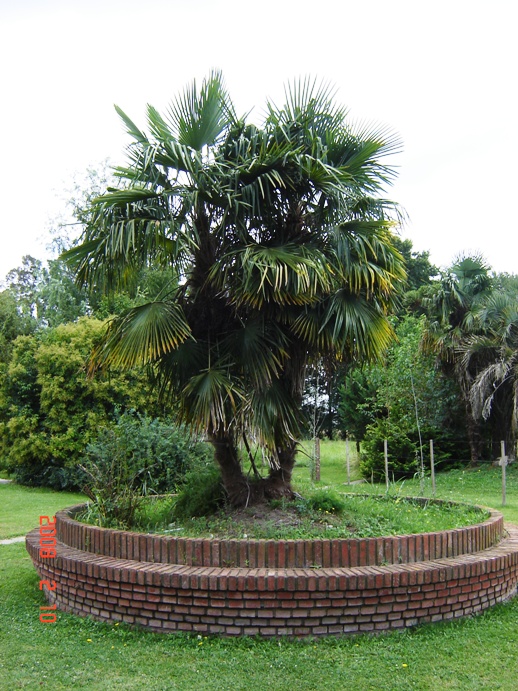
77 489 488 540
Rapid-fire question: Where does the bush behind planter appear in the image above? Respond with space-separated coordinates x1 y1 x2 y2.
80 410 214 527
172 464 226 520
360 418 418 481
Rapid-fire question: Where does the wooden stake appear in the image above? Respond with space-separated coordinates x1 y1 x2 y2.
384 439 389 491
346 436 351 485
430 439 436 497
500 440 508 507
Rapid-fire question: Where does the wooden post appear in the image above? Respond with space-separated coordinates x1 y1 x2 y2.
314 437 321 483
430 439 436 497
384 439 389 491
345 436 351 485
500 440 508 506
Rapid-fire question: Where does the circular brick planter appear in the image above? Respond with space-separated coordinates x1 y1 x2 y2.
26 499 518 637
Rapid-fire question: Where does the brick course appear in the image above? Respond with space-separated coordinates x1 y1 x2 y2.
26 503 518 637
54 502 504 569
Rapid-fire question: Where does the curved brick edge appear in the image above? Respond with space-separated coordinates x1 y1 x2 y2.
54 501 503 569
26 524 518 638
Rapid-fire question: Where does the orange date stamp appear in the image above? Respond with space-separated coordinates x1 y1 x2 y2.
38 516 58 623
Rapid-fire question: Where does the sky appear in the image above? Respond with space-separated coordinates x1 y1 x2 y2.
1 0 517 282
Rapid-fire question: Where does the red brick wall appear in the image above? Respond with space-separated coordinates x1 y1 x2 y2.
55 503 504 568
26 506 518 637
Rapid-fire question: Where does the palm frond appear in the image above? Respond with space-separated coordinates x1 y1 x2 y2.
288 289 394 362
114 105 150 145
248 380 302 458
181 366 244 434
221 318 288 388
166 70 235 151
212 243 334 308
91 300 192 370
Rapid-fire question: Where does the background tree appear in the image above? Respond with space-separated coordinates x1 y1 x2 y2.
3 255 46 329
338 365 381 452
64 72 406 506
461 288 518 459
421 255 493 461
336 236 439 448
0 318 158 488
392 237 439 292
0 289 31 364
341 315 465 479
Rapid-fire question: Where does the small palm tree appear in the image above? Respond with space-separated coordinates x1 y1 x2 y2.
422 255 493 461
461 291 518 459
65 72 405 506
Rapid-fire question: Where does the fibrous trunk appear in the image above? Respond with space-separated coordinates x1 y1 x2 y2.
263 440 298 500
209 431 298 507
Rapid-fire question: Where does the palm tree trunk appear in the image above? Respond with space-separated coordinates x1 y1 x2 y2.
264 440 298 499
458 369 484 463
210 429 298 507
263 341 307 499
209 430 257 507
465 408 483 463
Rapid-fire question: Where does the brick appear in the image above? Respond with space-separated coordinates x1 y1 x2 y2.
277 541 288 568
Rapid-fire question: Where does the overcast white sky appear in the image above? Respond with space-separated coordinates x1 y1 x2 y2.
1 0 516 281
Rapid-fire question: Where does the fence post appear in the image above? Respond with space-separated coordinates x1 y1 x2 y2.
500 440 508 506
314 437 321 483
430 439 436 497
384 439 389 491
345 436 351 486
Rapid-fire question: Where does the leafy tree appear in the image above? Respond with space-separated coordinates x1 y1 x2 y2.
64 72 406 506
0 318 158 487
2 254 88 331
37 259 89 327
338 365 381 452
0 333 44 474
342 315 466 478
301 358 348 441
360 418 417 482
392 237 438 291
3 255 45 328
0 289 31 363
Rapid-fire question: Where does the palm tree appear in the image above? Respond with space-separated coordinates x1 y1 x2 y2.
461 291 518 459
213 81 406 496
64 72 405 506
422 255 493 461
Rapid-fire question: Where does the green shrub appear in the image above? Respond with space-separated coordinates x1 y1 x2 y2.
0 318 159 489
306 489 346 514
172 465 226 520
132 495 177 532
10 462 87 491
80 453 145 529
360 418 418 481
84 410 213 494
80 410 214 527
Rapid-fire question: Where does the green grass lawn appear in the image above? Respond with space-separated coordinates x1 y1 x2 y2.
2 454 518 689
293 439 518 524
2 538 518 690
294 438 363 487
0 483 86 539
